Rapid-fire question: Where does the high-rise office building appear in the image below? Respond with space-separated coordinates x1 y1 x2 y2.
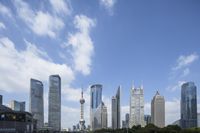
90 84 102 130
90 84 107 130
112 86 121 129
0 95 2 105
10 100 25 111
101 102 108 129
129 85 145 128
49 75 61 131
180 82 197 128
151 91 165 128
30 78 44 129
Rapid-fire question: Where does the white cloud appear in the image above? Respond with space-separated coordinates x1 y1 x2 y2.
14 0 64 38
32 11 64 38
0 3 12 17
68 15 95 75
173 53 199 70
166 81 186 92
0 37 74 92
100 0 116 15
165 99 180 125
50 0 71 15
0 22 6 29
182 68 190 77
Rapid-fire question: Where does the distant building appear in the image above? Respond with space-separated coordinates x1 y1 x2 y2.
101 102 108 129
125 113 129 128
129 84 145 128
10 100 25 111
49 75 61 131
112 86 121 129
30 78 44 129
0 95 2 105
122 120 126 128
144 115 151 125
172 119 181 126
180 82 197 128
151 91 165 128
198 113 200 127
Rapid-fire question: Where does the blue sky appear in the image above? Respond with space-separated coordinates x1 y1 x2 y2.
0 0 200 129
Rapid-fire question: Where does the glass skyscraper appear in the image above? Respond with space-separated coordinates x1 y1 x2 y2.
0 95 2 105
112 86 121 129
48 75 61 131
180 82 197 128
30 78 44 129
90 84 103 130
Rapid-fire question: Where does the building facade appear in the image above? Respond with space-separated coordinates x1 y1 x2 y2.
151 91 165 128
180 82 197 128
48 75 61 131
111 86 121 129
129 85 145 128
30 78 44 129
10 100 25 111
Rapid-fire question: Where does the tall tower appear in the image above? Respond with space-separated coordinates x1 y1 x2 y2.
90 84 102 130
49 75 61 131
112 86 121 129
129 84 145 128
181 82 197 128
151 91 165 128
30 78 44 129
79 88 85 130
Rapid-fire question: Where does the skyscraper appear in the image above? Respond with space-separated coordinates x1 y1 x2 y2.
125 113 129 128
0 95 2 105
180 82 197 128
129 85 145 128
90 84 103 130
197 113 200 127
30 78 44 129
112 86 121 129
49 75 61 131
101 102 108 129
151 91 165 128
144 115 151 125
10 100 25 111
79 88 85 131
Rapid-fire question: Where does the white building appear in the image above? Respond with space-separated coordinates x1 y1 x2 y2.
129 85 145 128
151 91 165 128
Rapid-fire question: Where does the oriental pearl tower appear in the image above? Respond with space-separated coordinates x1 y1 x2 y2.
79 88 85 131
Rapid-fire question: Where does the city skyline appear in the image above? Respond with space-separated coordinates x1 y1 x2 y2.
0 0 200 129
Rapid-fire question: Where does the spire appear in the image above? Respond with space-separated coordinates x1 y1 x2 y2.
81 87 83 98
131 80 134 89
156 90 160 95
141 84 144 90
